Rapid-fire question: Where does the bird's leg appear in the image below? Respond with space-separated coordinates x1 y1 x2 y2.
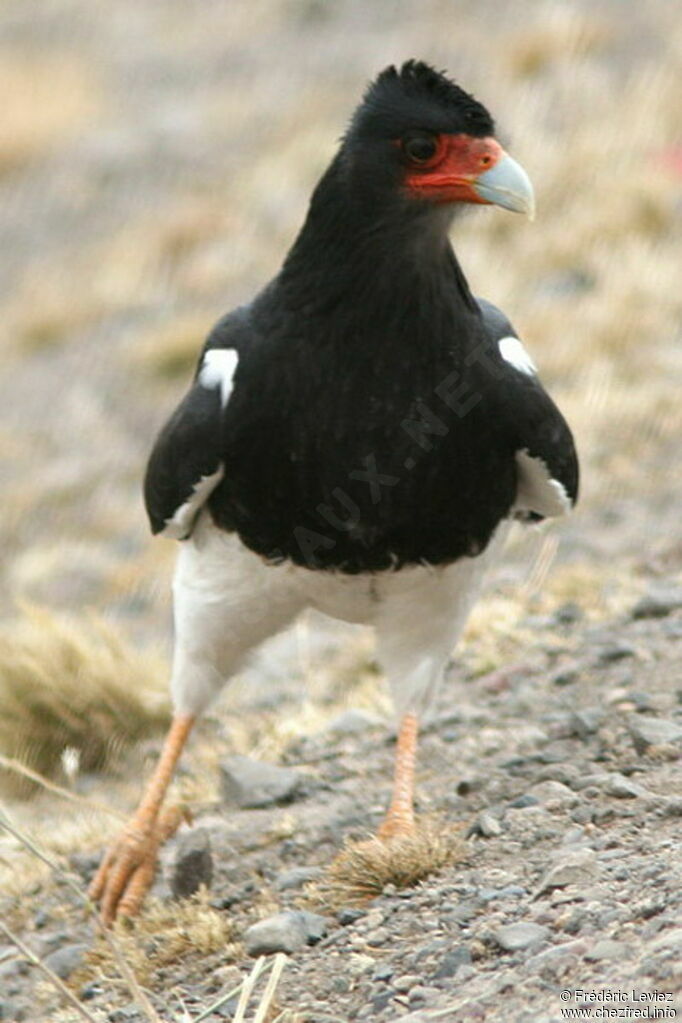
377 712 418 840
89 713 195 924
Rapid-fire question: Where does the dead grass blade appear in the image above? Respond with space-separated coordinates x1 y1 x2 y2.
0 809 163 1023
232 956 268 1023
252 952 287 1023
0 920 102 1023
0 753 126 819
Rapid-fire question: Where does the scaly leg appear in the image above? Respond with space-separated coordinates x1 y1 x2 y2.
377 712 418 840
89 713 195 924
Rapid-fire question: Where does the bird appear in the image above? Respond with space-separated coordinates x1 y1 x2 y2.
90 60 578 923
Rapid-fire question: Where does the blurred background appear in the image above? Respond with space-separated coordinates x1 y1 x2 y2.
0 0 681 797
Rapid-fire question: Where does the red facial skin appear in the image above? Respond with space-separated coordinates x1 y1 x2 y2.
403 134 504 204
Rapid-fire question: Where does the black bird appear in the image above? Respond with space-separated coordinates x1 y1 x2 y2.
90 61 578 922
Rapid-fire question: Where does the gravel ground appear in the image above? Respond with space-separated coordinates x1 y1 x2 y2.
2 581 682 1021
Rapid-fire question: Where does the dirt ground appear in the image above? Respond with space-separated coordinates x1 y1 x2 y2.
0 1 681 1021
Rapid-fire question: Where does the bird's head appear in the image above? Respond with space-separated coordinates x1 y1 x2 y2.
342 60 534 219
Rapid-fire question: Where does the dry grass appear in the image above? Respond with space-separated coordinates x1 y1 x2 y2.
310 819 467 909
79 890 238 989
0 606 170 796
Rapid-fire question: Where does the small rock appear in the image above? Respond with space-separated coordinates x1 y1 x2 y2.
631 585 682 619
393 973 421 992
42 943 88 980
650 926 682 952
274 866 322 891
551 666 579 687
243 912 307 955
604 772 649 798
508 794 539 809
170 827 213 899
597 643 636 664
526 780 578 808
472 811 503 837
553 602 584 625
220 756 303 809
585 939 628 961
629 716 682 753
337 907 365 925
569 708 606 739
373 962 394 982
366 927 390 946
409 985 440 1003
535 848 597 895
493 922 549 952
323 709 383 735
434 946 472 978
298 910 329 945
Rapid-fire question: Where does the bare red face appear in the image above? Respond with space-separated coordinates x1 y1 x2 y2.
400 132 535 217
403 133 503 203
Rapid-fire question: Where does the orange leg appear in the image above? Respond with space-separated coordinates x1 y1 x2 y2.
377 712 418 840
89 713 195 924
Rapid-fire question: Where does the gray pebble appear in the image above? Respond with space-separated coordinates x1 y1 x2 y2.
584 939 628 961
170 827 213 899
474 811 503 837
569 707 606 738
274 866 323 891
629 716 682 752
322 709 383 735
244 912 308 955
649 926 682 952
493 922 550 952
631 585 682 619
220 755 303 809
604 772 649 798
535 848 598 894
42 943 88 980
393 973 422 992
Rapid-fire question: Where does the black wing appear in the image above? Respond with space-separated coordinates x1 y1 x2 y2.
476 297 579 520
143 311 245 539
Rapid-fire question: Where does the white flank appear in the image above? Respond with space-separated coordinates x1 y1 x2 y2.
514 449 571 518
199 348 239 408
499 335 537 376
162 465 225 538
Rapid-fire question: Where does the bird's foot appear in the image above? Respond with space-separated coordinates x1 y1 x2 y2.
89 804 187 924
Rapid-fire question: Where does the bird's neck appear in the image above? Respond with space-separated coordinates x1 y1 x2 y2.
272 158 481 342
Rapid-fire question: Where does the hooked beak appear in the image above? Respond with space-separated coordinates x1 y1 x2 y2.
472 152 535 219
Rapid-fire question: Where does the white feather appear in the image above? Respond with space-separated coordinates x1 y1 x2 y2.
161 466 225 539
499 335 536 376
514 449 571 518
199 349 239 408
170 513 509 719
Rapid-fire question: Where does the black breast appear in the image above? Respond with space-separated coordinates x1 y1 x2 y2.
208 300 517 573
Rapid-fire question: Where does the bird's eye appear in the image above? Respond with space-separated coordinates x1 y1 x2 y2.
402 133 440 165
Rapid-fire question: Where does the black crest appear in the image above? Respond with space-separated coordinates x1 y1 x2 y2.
352 60 495 139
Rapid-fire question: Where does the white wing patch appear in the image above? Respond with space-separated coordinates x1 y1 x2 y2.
162 465 225 539
499 336 536 376
199 349 239 408
514 449 571 519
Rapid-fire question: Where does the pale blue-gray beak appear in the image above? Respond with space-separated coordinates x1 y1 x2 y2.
473 153 535 219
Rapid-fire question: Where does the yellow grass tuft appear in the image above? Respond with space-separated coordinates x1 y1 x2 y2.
0 606 170 797
79 890 238 988
310 819 466 909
